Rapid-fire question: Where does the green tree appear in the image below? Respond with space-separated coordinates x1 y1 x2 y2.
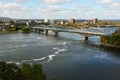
31 64 46 80
0 62 47 80
0 62 19 80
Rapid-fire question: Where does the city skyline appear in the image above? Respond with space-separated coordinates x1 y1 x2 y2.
0 0 120 19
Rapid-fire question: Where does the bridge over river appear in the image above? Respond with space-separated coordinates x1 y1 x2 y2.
31 25 118 41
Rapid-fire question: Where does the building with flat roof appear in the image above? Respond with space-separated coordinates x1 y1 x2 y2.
93 18 98 24
50 19 56 25
0 17 13 31
68 18 75 24
0 17 12 26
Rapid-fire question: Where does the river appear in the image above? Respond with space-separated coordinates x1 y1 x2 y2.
0 31 120 80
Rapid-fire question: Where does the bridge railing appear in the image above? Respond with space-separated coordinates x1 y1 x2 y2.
32 26 117 36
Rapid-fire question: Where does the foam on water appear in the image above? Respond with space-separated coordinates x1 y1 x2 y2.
13 44 28 48
55 48 67 55
32 57 46 61
5 41 68 63
0 49 16 56
94 54 108 59
21 59 31 63
6 61 21 65
37 37 42 40
57 42 67 45
6 56 47 65
21 56 47 63
63 42 67 46
53 47 60 50
48 54 56 62
21 45 28 47
47 42 68 62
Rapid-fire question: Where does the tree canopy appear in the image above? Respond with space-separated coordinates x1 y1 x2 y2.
0 62 46 80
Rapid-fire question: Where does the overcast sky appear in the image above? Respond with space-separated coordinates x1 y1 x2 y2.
0 0 120 19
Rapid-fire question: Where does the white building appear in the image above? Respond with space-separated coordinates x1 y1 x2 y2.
44 18 50 23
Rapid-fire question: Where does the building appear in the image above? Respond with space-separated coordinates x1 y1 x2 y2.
0 17 13 30
93 18 98 24
60 21 64 25
0 17 12 26
68 18 75 25
50 19 56 25
44 18 50 23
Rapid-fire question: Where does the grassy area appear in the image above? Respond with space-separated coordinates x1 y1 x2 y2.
17 30 23 32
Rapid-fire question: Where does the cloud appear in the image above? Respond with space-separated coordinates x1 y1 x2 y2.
13 0 27 4
100 11 120 19
43 0 70 5
80 5 94 11
0 0 120 19
96 0 112 4
41 5 62 12
104 2 120 11
0 2 32 18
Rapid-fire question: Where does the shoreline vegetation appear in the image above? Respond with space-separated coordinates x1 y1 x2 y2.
100 28 120 49
100 44 120 52
100 43 120 48
0 26 31 34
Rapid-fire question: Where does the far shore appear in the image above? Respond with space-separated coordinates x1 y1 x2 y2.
0 30 30 34
100 43 120 49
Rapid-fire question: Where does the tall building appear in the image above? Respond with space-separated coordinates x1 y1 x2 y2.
61 21 64 25
68 18 75 24
50 19 56 25
93 18 98 24
44 18 49 23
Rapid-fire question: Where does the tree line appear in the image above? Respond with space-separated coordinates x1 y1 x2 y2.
100 28 120 46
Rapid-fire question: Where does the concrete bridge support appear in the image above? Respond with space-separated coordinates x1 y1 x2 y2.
38 29 41 33
55 31 58 37
84 36 88 41
46 30 48 36
35 29 38 32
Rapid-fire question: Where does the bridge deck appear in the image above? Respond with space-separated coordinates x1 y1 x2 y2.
32 26 119 36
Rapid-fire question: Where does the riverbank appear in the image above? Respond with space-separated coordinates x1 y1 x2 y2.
0 30 30 34
100 34 120 46
0 31 18 34
100 43 120 48
100 43 120 52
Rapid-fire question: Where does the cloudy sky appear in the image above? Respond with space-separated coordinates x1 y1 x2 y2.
0 0 120 19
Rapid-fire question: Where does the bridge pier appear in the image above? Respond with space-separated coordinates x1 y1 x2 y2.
38 29 41 33
35 29 38 32
55 31 58 37
84 36 88 41
46 30 48 36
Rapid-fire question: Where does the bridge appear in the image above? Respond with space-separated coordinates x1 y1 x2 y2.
31 25 117 41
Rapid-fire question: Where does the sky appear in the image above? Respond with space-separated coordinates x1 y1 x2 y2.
0 0 120 19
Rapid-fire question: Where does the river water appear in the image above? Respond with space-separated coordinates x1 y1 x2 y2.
0 32 120 80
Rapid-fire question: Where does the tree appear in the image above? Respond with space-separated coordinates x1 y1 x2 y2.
0 62 46 80
0 62 18 80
